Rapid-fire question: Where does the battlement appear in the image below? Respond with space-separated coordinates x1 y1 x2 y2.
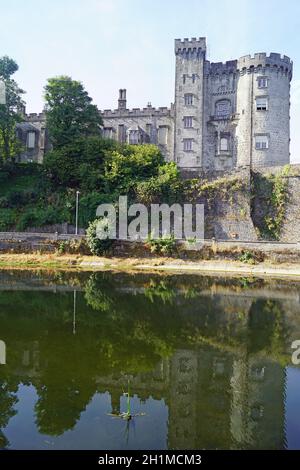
237 52 293 76
101 105 173 119
175 37 206 58
25 112 46 123
207 60 237 76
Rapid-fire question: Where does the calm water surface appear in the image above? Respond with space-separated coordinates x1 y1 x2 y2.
0 270 300 450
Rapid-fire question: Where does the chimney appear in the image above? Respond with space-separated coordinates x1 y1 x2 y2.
118 89 127 110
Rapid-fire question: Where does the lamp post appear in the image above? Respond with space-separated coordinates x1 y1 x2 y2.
75 191 80 235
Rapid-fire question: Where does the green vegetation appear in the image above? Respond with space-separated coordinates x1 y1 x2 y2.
3 61 286 248
251 167 289 240
0 56 25 162
238 250 256 264
0 271 291 440
185 175 246 205
86 217 114 255
0 142 182 232
44 76 103 147
146 234 176 255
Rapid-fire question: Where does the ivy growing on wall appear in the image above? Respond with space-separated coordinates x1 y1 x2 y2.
251 166 290 240
184 176 246 206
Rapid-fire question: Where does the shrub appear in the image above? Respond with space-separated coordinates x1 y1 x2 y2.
146 235 176 255
86 218 114 256
0 208 17 231
135 162 182 205
0 196 9 208
238 251 255 264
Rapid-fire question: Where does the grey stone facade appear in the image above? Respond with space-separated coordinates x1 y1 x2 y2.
16 111 49 163
20 37 293 171
175 38 292 171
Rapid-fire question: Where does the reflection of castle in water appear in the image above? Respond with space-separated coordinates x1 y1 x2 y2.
94 348 286 450
1 272 299 449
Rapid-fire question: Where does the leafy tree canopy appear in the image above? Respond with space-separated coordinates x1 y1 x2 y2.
44 76 103 148
0 56 25 162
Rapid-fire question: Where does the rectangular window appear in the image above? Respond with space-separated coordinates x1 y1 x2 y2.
183 138 193 152
184 116 193 128
118 124 125 143
184 94 193 106
258 77 268 88
158 126 168 145
103 128 113 139
27 132 35 149
192 74 196 83
129 130 139 145
183 74 186 84
255 135 269 150
146 123 152 142
256 97 268 111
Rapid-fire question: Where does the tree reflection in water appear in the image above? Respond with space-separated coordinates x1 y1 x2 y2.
0 270 299 449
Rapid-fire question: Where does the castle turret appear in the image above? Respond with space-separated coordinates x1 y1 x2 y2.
235 53 293 168
174 38 206 168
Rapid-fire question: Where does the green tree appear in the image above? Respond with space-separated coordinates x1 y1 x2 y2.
0 56 25 162
44 135 117 188
104 144 164 195
44 76 102 148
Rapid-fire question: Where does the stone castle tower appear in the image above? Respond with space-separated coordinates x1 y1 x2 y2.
20 37 293 173
174 37 293 172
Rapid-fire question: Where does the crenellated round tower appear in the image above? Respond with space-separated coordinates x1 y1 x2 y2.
235 52 293 168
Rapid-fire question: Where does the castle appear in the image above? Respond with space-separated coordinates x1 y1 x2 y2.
19 37 293 173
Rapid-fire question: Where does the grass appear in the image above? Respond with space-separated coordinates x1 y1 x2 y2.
1 253 300 280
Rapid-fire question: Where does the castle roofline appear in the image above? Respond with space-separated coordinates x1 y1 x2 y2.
25 112 46 122
203 52 293 78
237 52 293 76
100 105 174 118
175 37 206 56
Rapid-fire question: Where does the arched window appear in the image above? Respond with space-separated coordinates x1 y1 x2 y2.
215 99 231 118
220 137 229 151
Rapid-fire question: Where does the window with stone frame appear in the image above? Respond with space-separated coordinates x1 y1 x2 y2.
103 127 114 139
118 124 126 143
255 135 269 150
183 138 193 152
128 130 140 145
257 77 268 89
184 116 193 128
215 99 231 118
220 136 229 152
158 126 168 146
256 97 268 111
184 94 193 106
27 131 36 149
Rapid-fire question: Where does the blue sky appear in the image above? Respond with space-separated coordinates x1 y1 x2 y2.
1 0 300 161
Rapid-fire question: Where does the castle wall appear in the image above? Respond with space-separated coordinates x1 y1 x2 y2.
101 106 174 161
